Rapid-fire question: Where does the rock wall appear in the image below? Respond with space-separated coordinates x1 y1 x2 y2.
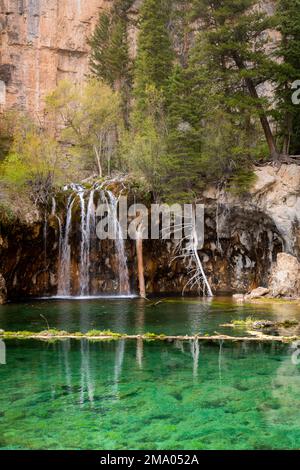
0 0 276 117
269 253 300 298
0 174 284 299
0 0 111 115
1 165 299 300
0 273 6 303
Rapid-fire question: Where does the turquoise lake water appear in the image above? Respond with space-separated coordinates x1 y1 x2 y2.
1 296 300 336
1 297 300 450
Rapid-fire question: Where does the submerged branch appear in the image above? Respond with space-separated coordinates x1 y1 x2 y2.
0 330 297 343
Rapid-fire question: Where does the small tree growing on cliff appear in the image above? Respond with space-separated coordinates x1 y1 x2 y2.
0 116 63 206
46 80 122 178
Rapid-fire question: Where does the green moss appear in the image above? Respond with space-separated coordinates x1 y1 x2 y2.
85 330 123 338
143 332 166 340
231 317 255 328
1 329 70 339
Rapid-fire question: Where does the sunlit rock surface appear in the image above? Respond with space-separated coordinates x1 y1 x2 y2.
0 0 110 115
250 164 300 256
269 253 300 298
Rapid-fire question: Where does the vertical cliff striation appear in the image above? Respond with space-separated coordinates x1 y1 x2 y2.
0 0 112 116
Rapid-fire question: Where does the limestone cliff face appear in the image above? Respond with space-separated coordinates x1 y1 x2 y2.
0 0 276 116
0 0 111 115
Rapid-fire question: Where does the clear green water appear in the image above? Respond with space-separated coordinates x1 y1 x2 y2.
1 297 300 450
0 339 300 450
1 296 300 336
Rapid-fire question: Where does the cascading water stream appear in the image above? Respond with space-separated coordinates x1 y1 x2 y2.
55 183 130 297
77 188 96 296
57 195 75 296
106 190 130 295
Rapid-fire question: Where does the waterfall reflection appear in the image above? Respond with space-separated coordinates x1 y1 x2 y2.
80 340 95 407
218 339 224 382
190 339 199 380
186 297 213 336
62 340 73 394
113 339 125 398
134 298 146 334
136 338 143 369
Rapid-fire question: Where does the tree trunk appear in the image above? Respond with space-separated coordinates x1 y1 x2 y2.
233 54 280 161
244 77 279 160
94 144 102 178
136 226 146 299
282 109 292 156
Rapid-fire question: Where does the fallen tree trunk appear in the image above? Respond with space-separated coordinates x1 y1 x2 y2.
0 331 297 343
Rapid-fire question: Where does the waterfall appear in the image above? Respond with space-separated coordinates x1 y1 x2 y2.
70 186 96 296
106 190 130 295
85 189 96 288
57 195 75 296
56 184 130 297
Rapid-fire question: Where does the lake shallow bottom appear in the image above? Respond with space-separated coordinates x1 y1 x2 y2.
1 297 300 450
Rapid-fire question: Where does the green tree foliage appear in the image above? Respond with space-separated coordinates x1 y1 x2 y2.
0 116 63 206
0 111 16 161
46 79 121 178
134 0 174 108
164 65 204 201
88 6 130 88
190 0 279 160
274 0 300 155
88 1 133 125
121 86 168 201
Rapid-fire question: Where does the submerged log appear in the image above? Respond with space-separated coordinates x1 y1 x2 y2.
0 330 297 343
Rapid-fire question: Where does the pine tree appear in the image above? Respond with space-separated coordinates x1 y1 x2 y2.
88 12 129 89
134 0 174 108
274 0 300 155
164 65 205 202
190 0 279 160
88 1 133 126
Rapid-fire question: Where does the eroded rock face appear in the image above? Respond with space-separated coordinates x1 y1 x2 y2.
269 253 300 298
0 274 7 304
250 164 300 255
0 0 110 115
0 195 283 299
1 165 298 300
